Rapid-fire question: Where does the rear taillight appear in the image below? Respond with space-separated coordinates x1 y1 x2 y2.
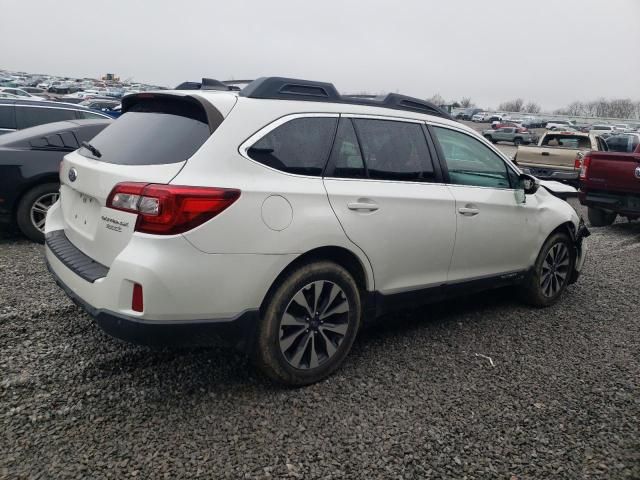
106 182 240 235
579 153 591 181
132 283 144 312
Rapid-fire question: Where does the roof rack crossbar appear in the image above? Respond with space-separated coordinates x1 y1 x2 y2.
239 77 453 120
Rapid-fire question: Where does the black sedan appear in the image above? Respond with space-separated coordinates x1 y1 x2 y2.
0 119 111 242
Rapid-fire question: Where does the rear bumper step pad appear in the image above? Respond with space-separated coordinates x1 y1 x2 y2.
45 230 109 283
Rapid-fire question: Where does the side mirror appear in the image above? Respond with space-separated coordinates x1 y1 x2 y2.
519 173 539 195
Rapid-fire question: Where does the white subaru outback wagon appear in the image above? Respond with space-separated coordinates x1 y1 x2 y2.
45 77 588 385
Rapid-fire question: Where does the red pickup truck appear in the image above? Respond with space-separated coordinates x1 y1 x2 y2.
578 143 640 226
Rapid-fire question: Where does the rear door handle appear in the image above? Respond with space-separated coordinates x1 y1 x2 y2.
541 151 550 156
458 206 479 216
347 201 379 211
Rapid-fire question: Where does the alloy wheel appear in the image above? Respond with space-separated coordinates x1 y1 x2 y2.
278 280 350 370
30 192 59 233
540 243 570 297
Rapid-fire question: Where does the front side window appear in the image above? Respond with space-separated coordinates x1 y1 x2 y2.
248 117 337 176
352 118 435 181
432 126 511 189
75 110 107 120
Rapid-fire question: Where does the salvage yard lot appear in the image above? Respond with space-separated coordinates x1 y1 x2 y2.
1 205 639 477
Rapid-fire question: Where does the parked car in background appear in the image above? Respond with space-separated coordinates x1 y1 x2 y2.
21 87 48 96
44 78 587 386
483 127 536 145
0 119 111 242
589 125 616 137
604 133 640 153
613 124 633 133
578 141 640 226
471 111 492 122
491 121 526 131
0 92 20 99
0 99 112 135
489 113 504 122
79 99 121 117
456 107 482 120
514 131 607 184
0 87 46 101
546 120 576 130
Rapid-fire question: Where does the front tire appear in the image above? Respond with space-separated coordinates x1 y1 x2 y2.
16 183 60 243
588 207 616 227
518 232 575 307
255 261 362 386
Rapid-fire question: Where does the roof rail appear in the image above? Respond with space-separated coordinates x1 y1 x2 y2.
239 77 453 120
174 78 241 91
240 77 341 102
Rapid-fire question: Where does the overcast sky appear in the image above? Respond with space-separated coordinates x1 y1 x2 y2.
1 0 638 110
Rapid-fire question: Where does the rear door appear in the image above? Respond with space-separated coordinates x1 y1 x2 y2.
430 125 539 281
323 116 456 294
57 94 233 266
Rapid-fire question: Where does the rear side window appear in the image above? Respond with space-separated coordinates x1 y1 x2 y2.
248 117 337 176
0 105 15 130
80 98 211 165
328 118 366 179
353 119 435 181
15 106 76 129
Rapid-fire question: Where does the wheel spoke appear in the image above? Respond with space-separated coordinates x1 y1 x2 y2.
292 290 313 317
320 298 348 319
321 283 341 315
35 218 46 229
290 333 311 368
281 312 306 327
321 322 348 336
279 327 307 352
309 335 319 369
312 281 324 313
319 330 337 357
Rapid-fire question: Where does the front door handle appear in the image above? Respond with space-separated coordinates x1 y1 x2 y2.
348 201 379 211
541 151 550 156
458 205 480 216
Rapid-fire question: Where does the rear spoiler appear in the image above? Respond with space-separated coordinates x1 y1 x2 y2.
121 92 223 134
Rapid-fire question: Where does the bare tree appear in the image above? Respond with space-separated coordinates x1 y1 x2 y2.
427 93 446 106
459 97 474 108
498 98 524 112
523 102 541 114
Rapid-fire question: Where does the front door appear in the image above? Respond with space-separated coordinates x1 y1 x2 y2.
430 125 538 282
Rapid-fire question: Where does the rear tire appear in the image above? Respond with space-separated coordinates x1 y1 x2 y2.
588 207 616 227
518 232 575 307
255 261 362 386
513 137 523 146
16 183 60 243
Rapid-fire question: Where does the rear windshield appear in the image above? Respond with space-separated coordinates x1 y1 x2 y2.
79 97 211 165
542 135 591 149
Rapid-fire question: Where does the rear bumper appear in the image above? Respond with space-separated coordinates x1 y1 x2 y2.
579 191 640 217
46 256 260 351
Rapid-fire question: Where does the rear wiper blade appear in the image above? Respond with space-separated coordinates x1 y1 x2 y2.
81 141 102 158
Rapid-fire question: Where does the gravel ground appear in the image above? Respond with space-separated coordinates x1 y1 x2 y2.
1 199 639 478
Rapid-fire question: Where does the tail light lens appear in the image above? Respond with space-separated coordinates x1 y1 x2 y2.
106 183 240 235
579 153 591 181
132 283 144 312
